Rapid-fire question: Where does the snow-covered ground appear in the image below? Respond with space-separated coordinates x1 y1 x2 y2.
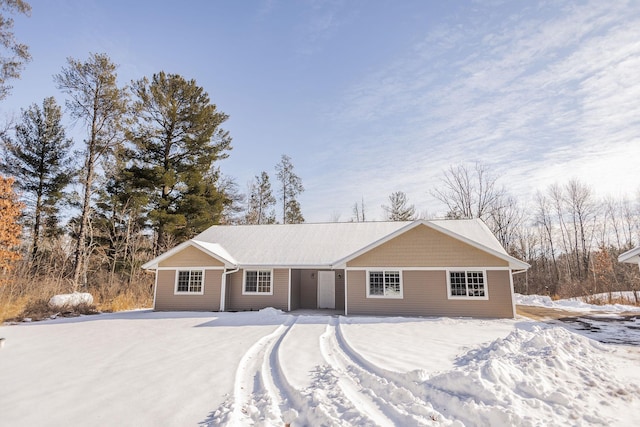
1 307 639 426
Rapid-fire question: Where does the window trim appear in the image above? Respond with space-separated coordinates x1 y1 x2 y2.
366 269 403 299
446 269 489 300
242 269 274 295
174 269 205 295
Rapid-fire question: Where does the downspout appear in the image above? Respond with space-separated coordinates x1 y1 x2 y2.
152 268 158 311
220 266 240 312
510 268 528 319
344 269 348 316
288 269 292 312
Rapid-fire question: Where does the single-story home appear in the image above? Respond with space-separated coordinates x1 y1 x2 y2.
141 219 529 318
619 247 640 269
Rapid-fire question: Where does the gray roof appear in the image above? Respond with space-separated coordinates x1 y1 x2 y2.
143 219 529 270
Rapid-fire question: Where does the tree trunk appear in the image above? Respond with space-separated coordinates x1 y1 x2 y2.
72 157 94 288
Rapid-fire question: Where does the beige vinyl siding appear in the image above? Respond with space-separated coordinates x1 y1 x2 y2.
154 269 222 311
227 268 289 311
347 224 508 268
158 245 225 268
346 269 514 318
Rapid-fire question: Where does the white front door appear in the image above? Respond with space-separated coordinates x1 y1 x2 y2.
317 271 336 309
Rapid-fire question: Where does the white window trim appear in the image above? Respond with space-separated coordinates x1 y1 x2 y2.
242 269 274 295
366 269 403 299
446 269 489 300
174 269 205 295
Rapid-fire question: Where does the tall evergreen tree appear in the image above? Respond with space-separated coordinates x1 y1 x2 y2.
0 97 73 257
55 53 128 287
127 72 231 253
275 154 304 224
92 145 147 284
245 171 276 224
0 0 31 100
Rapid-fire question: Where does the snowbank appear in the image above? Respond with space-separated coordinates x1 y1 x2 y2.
48 292 94 308
427 326 638 426
515 293 640 312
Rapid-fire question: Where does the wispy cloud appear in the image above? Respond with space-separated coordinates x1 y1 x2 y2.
305 0 640 221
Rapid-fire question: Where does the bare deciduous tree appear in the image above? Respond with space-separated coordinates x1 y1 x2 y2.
432 162 504 220
55 53 128 288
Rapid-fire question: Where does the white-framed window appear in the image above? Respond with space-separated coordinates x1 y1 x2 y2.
243 270 273 295
175 270 204 294
448 270 488 299
367 270 403 298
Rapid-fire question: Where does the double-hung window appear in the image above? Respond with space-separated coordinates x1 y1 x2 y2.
243 270 273 295
367 270 402 298
175 270 203 294
448 271 487 299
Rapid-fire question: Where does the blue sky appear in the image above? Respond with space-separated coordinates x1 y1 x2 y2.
3 0 640 222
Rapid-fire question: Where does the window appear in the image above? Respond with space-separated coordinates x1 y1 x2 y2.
367 270 402 298
175 270 203 294
244 270 272 294
448 271 487 299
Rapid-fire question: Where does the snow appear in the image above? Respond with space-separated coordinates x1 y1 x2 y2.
515 292 640 312
1 307 639 426
48 292 94 308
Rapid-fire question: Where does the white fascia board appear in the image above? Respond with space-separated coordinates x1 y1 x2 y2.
141 239 237 270
619 247 640 264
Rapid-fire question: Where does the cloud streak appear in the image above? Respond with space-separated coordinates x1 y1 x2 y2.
303 0 640 221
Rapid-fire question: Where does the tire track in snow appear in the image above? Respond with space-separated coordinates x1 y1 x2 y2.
334 318 502 426
319 317 437 426
210 315 298 426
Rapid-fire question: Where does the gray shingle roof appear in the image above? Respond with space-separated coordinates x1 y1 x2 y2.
143 218 529 270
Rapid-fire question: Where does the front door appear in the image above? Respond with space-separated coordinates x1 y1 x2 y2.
317 271 335 309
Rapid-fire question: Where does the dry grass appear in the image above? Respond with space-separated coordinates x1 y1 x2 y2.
5 299 100 322
581 294 640 307
0 266 154 324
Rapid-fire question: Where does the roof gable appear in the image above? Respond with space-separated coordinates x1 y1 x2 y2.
335 219 528 270
141 240 237 270
344 222 510 268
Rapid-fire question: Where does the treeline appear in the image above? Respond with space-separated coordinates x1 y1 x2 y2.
375 163 640 301
0 53 304 318
0 49 638 316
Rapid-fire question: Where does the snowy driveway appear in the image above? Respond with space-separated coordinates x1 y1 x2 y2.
2 309 639 426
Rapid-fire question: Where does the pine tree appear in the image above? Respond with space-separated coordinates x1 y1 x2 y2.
382 191 416 221
91 145 147 284
0 0 31 100
275 154 304 224
245 172 276 224
0 176 24 273
55 53 128 287
0 96 73 257
127 72 231 253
